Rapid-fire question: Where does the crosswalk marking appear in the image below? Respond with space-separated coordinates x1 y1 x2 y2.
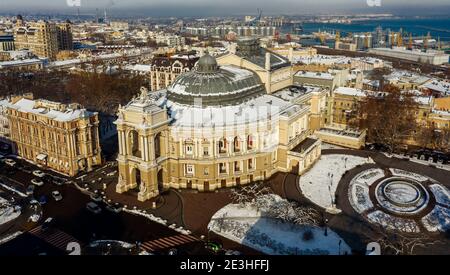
28 225 82 252
140 234 199 252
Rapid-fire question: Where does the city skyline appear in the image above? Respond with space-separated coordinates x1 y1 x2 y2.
1 0 450 16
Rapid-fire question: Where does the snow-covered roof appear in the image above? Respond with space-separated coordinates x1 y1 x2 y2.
414 96 433 106
273 85 322 102
164 94 299 128
0 58 43 68
49 59 81 67
124 64 151 72
385 70 430 85
9 98 94 122
294 54 351 65
0 98 11 112
334 87 367 97
421 79 450 96
167 63 266 107
432 109 450 117
295 71 334 80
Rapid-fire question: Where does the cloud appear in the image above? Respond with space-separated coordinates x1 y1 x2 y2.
0 0 449 16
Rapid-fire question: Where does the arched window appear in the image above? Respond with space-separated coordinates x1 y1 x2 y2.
219 138 227 154
247 135 253 150
129 130 141 158
233 137 240 153
155 133 162 159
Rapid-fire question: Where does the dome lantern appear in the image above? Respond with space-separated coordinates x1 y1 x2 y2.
197 51 218 73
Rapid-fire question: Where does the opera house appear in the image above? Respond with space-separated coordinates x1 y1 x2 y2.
115 48 326 201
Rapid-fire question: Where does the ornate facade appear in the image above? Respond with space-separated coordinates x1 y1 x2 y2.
7 96 102 176
217 38 293 94
149 53 199 91
115 53 322 201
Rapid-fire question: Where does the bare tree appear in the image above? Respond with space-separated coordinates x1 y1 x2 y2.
229 184 271 205
351 85 419 153
416 123 450 152
376 230 443 255
293 206 321 225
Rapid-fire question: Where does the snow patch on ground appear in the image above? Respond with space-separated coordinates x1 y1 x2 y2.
389 169 429 182
429 184 450 206
0 197 21 225
0 231 22 245
320 143 347 150
353 168 385 187
208 195 352 255
124 209 191 235
367 210 420 233
89 240 135 249
300 154 374 210
349 183 373 214
0 182 27 198
421 206 450 233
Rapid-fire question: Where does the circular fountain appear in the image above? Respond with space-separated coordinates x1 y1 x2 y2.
375 177 429 215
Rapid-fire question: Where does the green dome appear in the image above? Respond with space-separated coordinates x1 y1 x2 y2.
167 54 266 107
197 52 218 73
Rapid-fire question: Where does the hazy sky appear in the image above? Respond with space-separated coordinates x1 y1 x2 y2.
1 0 450 16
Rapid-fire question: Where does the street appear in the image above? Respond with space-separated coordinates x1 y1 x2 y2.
0 157 210 255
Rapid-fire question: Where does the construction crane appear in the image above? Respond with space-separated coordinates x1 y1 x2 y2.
408 33 413 50
397 33 403 47
424 32 431 51
364 32 370 49
248 8 263 27
390 32 395 48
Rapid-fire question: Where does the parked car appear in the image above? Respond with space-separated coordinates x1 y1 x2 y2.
33 170 46 178
26 185 36 196
86 202 102 214
31 178 44 187
4 158 16 167
411 149 433 160
52 177 65 186
365 143 390 152
51 191 63 202
431 151 448 164
105 202 123 213
90 190 103 202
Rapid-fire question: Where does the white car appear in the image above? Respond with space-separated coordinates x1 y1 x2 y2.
4 158 16 166
31 178 44 186
51 191 63 202
33 170 46 178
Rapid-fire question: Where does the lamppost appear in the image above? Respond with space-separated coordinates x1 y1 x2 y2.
324 218 328 236
338 240 342 255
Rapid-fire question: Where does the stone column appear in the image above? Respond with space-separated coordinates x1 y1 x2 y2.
118 130 123 155
143 136 149 161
